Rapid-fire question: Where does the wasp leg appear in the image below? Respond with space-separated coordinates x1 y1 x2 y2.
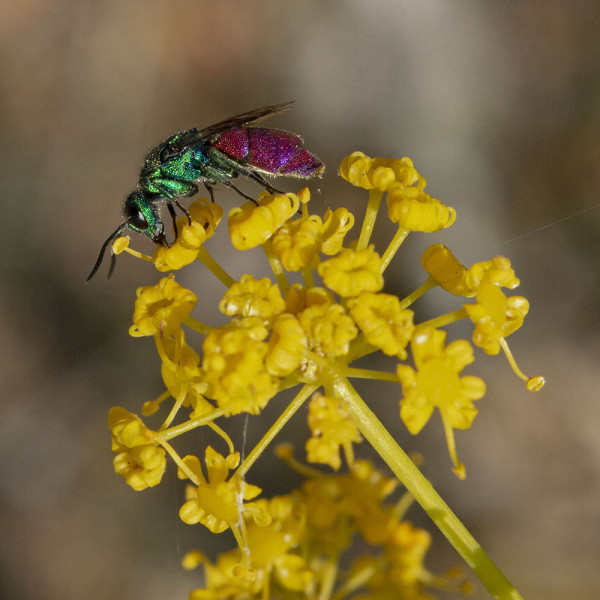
201 165 259 204
166 201 179 242
247 171 283 194
223 180 260 204
204 183 215 203
174 200 192 224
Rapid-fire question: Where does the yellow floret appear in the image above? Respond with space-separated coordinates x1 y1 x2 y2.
129 275 197 337
228 192 300 250
318 246 384 298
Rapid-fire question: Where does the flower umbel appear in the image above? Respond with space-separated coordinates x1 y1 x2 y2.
107 152 543 600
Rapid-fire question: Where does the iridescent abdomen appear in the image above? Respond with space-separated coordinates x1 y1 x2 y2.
213 127 324 178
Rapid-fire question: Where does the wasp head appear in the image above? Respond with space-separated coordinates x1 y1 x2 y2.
86 191 167 282
124 190 166 244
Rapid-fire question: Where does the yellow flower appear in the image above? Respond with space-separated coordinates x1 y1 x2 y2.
109 407 155 448
187 197 223 240
112 444 166 491
284 285 334 315
156 332 206 402
302 460 398 548
270 206 354 271
347 292 415 359
265 314 307 377
318 246 384 298
179 447 262 533
108 408 166 490
397 327 486 476
464 281 529 355
219 274 286 321
421 243 475 297
153 199 223 272
397 327 485 434
272 215 324 271
355 521 434 599
320 208 355 255
243 497 313 592
202 318 279 415
299 302 358 359
187 551 265 599
153 232 200 271
387 183 456 232
340 152 424 192
465 255 520 291
129 275 197 338
228 192 300 250
306 392 362 470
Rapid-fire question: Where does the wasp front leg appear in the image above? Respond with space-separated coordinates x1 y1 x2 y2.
150 180 198 241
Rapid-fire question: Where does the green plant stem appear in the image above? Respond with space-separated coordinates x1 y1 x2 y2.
157 407 225 441
399 276 438 309
419 307 468 329
333 376 523 600
236 384 318 478
356 190 383 251
262 239 290 295
343 367 398 382
197 245 236 288
380 226 409 272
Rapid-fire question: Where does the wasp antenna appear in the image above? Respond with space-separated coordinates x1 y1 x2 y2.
85 224 126 283
107 252 118 279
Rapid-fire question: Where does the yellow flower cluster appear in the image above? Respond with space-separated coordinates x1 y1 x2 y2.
183 458 452 600
107 151 543 599
108 407 165 490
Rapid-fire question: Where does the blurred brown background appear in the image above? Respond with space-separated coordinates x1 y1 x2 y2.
1 1 599 599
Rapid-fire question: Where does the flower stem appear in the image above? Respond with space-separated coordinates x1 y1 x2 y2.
158 438 201 485
419 307 468 329
333 377 524 600
343 367 398 382
399 277 438 309
196 245 236 288
380 226 409 272
157 406 225 441
183 315 213 335
262 239 290 295
302 265 315 289
236 384 318 478
123 246 154 264
318 555 340 600
356 190 383 251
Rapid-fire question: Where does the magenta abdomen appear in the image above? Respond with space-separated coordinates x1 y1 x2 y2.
213 127 323 178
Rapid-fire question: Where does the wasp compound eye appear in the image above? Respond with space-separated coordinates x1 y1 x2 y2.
126 203 148 230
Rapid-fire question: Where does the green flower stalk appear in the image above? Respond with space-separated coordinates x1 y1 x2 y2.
107 151 544 599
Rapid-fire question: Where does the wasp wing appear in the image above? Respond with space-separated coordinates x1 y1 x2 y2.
167 102 295 152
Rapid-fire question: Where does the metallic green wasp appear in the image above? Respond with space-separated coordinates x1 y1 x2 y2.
87 102 324 281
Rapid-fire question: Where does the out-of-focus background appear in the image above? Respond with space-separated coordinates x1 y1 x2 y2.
1 1 599 598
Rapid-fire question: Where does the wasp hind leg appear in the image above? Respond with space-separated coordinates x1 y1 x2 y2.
174 200 192 224
224 181 260 205
247 171 283 195
203 183 215 203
